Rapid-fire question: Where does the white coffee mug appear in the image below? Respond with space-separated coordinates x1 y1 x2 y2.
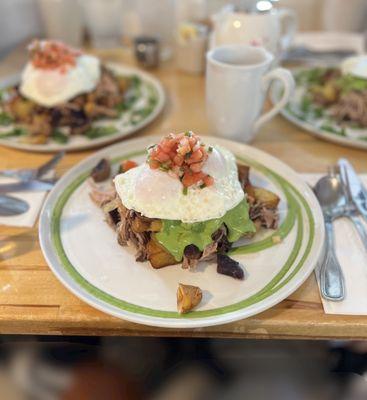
206 45 294 142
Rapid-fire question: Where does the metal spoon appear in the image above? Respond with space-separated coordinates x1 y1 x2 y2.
0 195 29 216
314 174 345 301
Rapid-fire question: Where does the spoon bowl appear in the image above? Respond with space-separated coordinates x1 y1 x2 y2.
314 175 345 216
0 195 29 216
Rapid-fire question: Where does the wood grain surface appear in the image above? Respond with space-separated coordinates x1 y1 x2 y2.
1 46 367 338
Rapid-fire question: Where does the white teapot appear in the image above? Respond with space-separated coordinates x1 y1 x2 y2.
212 7 297 57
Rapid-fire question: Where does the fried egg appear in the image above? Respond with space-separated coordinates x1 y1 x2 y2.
114 146 244 223
341 55 367 79
19 54 101 107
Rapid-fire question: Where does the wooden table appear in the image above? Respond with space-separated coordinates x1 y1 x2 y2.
1 47 367 339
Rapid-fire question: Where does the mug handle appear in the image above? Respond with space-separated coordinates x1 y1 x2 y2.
253 68 295 133
278 8 297 52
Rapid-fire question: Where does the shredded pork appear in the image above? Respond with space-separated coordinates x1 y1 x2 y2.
330 90 367 127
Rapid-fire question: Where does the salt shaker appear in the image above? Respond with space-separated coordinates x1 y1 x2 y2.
134 36 160 68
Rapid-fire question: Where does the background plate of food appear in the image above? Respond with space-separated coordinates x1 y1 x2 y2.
39 133 325 328
271 57 367 150
0 41 165 152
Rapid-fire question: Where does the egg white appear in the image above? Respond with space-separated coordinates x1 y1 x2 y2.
114 146 245 223
19 54 101 107
341 55 367 79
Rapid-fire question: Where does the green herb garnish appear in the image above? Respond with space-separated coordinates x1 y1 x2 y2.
208 146 213 153
159 164 170 172
336 74 367 94
85 126 117 139
129 75 142 88
51 129 69 144
0 127 27 138
182 187 188 195
0 112 13 126
321 124 346 136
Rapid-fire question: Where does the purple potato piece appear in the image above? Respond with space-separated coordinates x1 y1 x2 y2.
184 244 202 260
91 158 111 182
217 254 244 280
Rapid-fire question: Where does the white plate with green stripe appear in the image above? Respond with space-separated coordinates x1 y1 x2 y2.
39 136 325 328
270 67 367 150
0 63 165 152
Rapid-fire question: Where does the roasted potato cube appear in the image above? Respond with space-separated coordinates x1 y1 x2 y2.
322 83 338 102
149 220 162 232
117 76 129 93
132 217 151 233
20 134 48 144
147 237 177 269
27 114 52 137
177 283 202 314
244 183 256 202
9 98 35 121
253 187 280 208
132 217 162 233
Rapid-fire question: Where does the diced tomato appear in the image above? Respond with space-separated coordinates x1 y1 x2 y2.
148 132 214 189
177 143 191 156
182 172 194 187
190 161 204 173
29 40 80 71
188 137 197 147
121 160 138 172
173 154 184 166
203 175 214 187
187 149 203 164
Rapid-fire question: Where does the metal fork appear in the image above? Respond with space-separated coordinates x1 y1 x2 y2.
0 151 64 182
339 165 367 252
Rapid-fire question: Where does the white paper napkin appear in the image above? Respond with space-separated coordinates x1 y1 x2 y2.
293 31 365 55
303 173 367 315
0 177 49 228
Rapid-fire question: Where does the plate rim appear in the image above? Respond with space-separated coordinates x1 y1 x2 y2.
39 136 325 328
0 64 165 153
270 67 367 151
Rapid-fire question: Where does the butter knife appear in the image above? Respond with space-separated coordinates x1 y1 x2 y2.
338 158 367 222
0 180 54 194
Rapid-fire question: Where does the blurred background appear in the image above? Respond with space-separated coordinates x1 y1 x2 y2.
0 0 366 399
0 0 367 58
0 336 367 400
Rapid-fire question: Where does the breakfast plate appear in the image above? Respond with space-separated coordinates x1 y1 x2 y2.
0 63 165 152
39 136 325 328
271 66 367 150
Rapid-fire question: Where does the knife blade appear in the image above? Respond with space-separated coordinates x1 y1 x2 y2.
338 158 367 222
0 180 54 194
0 151 64 181
36 151 64 179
